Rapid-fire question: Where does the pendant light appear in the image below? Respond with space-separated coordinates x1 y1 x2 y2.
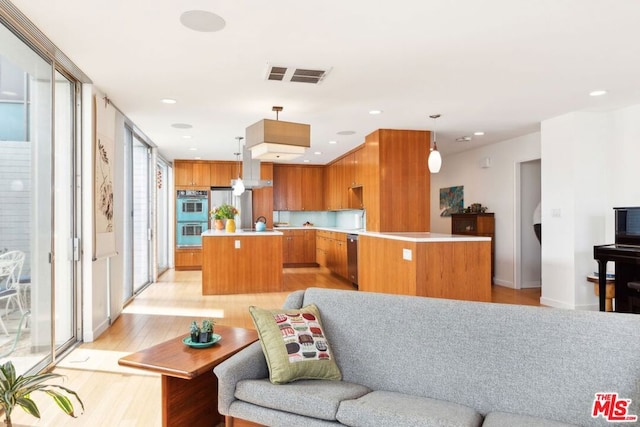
232 136 245 196
428 114 442 173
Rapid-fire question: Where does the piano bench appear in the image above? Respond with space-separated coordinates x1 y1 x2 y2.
628 282 640 314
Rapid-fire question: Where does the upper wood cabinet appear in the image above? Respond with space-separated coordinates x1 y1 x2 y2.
301 167 324 211
363 129 430 232
174 160 211 187
273 165 323 211
210 162 236 187
324 147 365 210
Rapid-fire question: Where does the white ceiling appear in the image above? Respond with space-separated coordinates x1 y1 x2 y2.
9 0 640 164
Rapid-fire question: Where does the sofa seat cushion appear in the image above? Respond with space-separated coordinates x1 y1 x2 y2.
235 378 371 421
482 412 578 427
336 390 483 427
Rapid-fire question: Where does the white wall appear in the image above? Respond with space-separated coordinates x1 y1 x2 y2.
539 104 640 310
430 132 541 287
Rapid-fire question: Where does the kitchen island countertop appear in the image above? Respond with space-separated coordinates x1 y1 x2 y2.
202 229 283 237
272 226 489 243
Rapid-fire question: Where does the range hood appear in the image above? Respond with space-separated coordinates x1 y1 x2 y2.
230 144 273 189
245 118 310 161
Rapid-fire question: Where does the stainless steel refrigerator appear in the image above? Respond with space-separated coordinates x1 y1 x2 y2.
210 186 253 230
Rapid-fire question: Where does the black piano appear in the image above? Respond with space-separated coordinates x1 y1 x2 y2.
593 206 640 313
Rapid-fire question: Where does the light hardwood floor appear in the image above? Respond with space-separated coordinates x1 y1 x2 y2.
9 268 540 426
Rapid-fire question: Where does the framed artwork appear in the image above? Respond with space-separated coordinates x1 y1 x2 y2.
439 186 464 217
93 94 117 260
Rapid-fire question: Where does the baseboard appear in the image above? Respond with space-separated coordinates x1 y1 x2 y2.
539 296 574 309
83 317 110 342
492 278 514 288
522 280 541 288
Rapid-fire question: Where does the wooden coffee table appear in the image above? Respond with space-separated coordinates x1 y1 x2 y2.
118 325 258 427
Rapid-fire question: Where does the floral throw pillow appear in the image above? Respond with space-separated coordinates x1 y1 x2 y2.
249 304 342 384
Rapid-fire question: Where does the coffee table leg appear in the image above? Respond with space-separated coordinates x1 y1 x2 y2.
162 371 221 427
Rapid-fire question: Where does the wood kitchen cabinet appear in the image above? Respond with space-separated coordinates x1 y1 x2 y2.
174 160 211 188
362 129 430 232
174 249 202 271
210 161 236 186
273 165 300 211
451 213 495 280
282 229 317 266
273 165 323 211
301 167 324 211
316 230 347 278
324 147 365 211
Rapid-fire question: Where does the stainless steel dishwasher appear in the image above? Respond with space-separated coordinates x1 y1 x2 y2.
347 234 358 288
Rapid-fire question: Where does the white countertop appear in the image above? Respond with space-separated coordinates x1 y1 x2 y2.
202 229 283 237
272 226 490 242
358 231 491 243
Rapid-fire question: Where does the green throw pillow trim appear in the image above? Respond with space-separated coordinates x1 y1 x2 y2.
249 304 342 384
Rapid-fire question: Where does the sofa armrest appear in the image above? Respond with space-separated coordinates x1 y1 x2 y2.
214 341 269 414
282 289 305 309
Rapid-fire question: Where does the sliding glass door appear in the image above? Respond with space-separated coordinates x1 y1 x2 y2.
132 135 152 292
0 20 78 373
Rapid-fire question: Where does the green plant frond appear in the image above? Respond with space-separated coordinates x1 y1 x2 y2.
16 396 41 419
16 372 65 389
0 362 16 384
44 386 85 413
44 390 76 417
0 361 83 423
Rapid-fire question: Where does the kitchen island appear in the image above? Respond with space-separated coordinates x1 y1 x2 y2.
358 232 492 302
201 229 283 295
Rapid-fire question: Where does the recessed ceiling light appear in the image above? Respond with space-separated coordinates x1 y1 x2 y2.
328 140 337 144
456 136 472 142
314 151 322 155
303 159 310 163
337 130 356 136
171 123 193 129
369 110 383 115
189 147 197 151
589 90 607 97
183 135 192 139
180 10 226 32
474 131 485 136
161 98 177 104
194 156 201 160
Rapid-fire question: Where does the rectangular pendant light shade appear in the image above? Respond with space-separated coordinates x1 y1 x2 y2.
246 118 310 160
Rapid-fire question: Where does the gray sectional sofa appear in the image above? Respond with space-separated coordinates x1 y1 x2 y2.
214 287 640 426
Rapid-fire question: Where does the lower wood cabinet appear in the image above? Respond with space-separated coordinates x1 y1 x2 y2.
316 230 347 278
175 249 202 270
282 229 317 266
451 212 495 280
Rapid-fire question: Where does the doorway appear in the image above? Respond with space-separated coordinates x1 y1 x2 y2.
516 159 541 289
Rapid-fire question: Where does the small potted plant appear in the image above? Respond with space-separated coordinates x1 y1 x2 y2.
0 361 84 427
210 204 239 232
189 320 200 343
199 319 214 343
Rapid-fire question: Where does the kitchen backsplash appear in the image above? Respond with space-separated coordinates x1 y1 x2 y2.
273 210 365 229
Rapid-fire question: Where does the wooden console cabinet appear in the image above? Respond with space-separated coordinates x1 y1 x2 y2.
451 213 495 280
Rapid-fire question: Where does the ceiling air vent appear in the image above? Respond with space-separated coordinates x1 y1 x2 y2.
265 65 331 84
267 66 287 81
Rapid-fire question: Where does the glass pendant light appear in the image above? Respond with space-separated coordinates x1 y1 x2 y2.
428 114 442 173
232 136 245 196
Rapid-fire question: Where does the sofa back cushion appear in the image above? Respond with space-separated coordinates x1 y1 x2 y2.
299 287 640 427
